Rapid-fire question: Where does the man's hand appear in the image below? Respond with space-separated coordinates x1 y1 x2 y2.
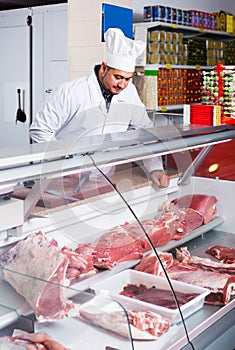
13 331 69 350
150 170 170 188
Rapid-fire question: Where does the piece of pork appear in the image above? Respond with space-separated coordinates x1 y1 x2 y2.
79 296 171 340
0 232 77 322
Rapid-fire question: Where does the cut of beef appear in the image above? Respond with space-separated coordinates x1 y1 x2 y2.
176 247 235 275
75 206 205 269
75 224 144 269
163 194 218 224
154 208 203 241
120 283 199 309
134 251 235 305
205 245 235 264
127 220 171 250
61 246 97 280
0 231 77 322
135 251 174 275
167 262 235 305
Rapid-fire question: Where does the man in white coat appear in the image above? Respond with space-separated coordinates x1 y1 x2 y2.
30 28 169 188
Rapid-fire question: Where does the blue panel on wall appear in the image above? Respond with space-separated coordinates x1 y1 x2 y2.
102 3 133 41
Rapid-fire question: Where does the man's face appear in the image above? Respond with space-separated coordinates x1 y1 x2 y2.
99 62 133 95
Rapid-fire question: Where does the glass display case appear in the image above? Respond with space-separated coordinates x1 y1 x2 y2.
0 122 235 349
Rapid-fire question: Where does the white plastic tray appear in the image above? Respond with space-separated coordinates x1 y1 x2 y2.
91 269 210 324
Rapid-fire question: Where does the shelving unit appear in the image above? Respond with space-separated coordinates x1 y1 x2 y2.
133 21 235 113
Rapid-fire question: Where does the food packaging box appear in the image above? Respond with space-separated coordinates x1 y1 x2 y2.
91 269 210 324
144 6 153 22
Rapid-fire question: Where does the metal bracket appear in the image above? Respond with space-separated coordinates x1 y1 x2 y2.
178 145 214 186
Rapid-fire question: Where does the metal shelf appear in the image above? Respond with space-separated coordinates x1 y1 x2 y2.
134 21 235 40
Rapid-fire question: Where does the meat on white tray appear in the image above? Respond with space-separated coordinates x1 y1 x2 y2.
78 295 171 340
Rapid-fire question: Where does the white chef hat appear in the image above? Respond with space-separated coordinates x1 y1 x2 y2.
104 28 146 72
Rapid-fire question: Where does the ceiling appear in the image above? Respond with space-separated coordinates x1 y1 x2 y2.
0 0 67 11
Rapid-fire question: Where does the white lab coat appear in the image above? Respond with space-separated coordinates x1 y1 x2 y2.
30 68 163 173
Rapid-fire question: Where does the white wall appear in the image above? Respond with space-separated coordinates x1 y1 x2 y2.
133 0 235 22
68 0 132 79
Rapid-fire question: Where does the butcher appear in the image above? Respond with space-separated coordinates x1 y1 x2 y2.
29 27 169 188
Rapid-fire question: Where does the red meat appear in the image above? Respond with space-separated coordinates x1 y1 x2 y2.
135 251 174 275
176 247 235 275
120 283 200 309
164 194 218 224
75 225 144 269
154 208 204 241
61 246 96 280
205 245 235 264
134 250 235 305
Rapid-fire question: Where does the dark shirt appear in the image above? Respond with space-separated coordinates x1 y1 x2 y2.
95 65 113 112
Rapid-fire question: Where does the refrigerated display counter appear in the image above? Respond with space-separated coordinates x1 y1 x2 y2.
0 123 234 349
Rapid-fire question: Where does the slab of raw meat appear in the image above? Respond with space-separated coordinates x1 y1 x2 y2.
167 262 235 305
0 232 77 322
154 208 204 241
79 296 171 340
134 251 235 305
176 247 235 275
205 245 235 264
135 251 174 275
75 224 144 269
61 246 97 280
120 283 199 309
163 194 218 224
126 220 171 250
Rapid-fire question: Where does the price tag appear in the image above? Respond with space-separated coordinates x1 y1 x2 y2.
195 65 201 70
199 28 204 32
160 106 167 112
172 24 178 29
165 64 172 70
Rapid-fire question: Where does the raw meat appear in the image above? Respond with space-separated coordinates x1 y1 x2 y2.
75 224 144 269
176 247 235 275
205 245 235 264
75 207 204 270
120 284 200 309
79 295 171 340
74 194 215 270
163 194 218 224
135 251 174 275
0 232 77 322
154 208 204 241
126 220 171 250
134 251 235 305
128 210 203 251
167 262 235 305
61 246 97 280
